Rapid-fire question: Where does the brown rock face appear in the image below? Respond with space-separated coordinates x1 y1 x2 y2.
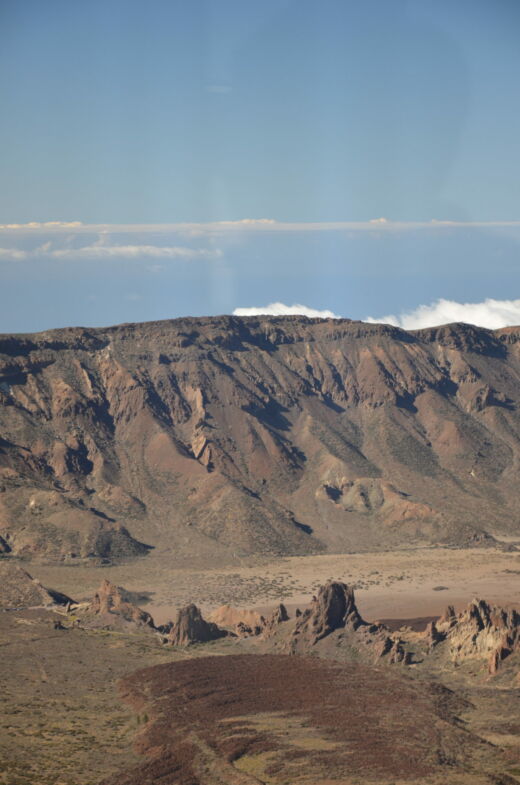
424 620 445 649
438 605 457 627
2 315 520 561
283 581 410 664
89 579 155 628
0 561 73 609
435 598 520 673
294 582 364 644
262 603 290 637
167 604 228 646
208 604 264 632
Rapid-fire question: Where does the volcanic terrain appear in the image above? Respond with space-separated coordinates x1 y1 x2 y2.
3 315 520 784
1 315 520 562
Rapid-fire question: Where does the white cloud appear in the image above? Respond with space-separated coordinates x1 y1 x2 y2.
0 248 29 260
0 221 83 230
233 302 341 318
216 218 276 226
366 298 520 330
3 219 520 236
0 240 221 262
48 243 222 260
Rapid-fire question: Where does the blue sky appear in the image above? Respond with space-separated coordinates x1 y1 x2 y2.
0 1 519 332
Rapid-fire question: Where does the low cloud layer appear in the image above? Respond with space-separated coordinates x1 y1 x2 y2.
233 302 340 318
50 243 221 260
0 221 83 230
234 298 520 328
3 219 520 236
0 240 221 262
367 298 520 330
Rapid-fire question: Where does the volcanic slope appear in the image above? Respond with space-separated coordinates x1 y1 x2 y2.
106 654 501 785
1 315 520 561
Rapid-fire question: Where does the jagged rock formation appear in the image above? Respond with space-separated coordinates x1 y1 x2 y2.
167 603 228 646
88 579 155 629
293 582 363 644
372 634 411 664
0 561 73 609
424 620 445 650
262 603 290 637
2 315 520 561
429 598 520 674
205 587 520 675
258 581 411 664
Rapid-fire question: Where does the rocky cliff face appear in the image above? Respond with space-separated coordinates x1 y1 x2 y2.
426 598 520 674
285 581 410 663
1 315 520 562
292 581 363 643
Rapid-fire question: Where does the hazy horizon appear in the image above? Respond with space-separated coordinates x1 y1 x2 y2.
1 1 519 332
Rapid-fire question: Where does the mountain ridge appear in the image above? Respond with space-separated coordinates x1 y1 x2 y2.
1 315 520 562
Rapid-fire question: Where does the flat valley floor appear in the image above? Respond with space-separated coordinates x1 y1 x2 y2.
34 545 520 623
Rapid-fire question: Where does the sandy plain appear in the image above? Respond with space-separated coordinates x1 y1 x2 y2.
34 545 520 626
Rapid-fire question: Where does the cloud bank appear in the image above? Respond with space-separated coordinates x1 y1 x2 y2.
0 221 83 230
50 243 221 260
233 302 341 318
0 240 221 262
234 298 520 328
367 298 520 330
3 219 520 236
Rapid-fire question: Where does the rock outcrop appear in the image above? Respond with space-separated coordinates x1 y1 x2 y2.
208 604 265 633
88 579 155 629
262 603 290 637
433 598 520 674
279 581 411 664
424 620 445 650
0 561 74 609
292 582 364 645
167 604 228 646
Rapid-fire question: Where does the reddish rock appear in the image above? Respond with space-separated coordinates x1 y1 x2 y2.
262 603 290 637
167 604 228 646
438 605 457 628
90 579 155 628
293 581 364 645
373 636 394 659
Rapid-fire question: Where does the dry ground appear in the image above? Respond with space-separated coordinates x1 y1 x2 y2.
3 547 520 784
0 607 240 785
33 546 520 624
